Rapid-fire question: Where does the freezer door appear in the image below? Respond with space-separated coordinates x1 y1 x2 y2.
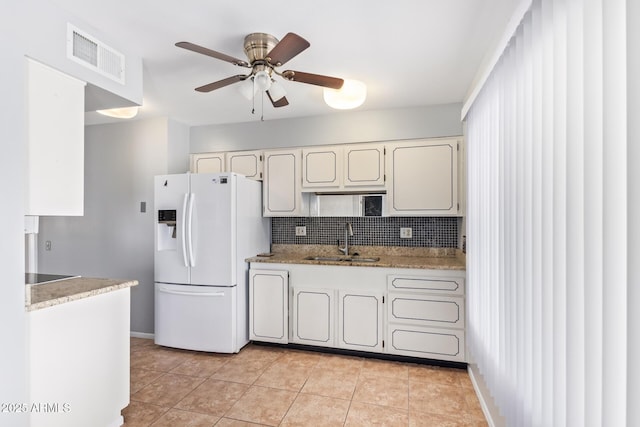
154 283 237 352
154 174 190 285
189 174 235 286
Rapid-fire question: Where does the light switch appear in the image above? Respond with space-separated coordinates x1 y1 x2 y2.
295 226 307 236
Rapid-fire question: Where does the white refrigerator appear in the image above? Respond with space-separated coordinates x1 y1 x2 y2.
154 172 270 353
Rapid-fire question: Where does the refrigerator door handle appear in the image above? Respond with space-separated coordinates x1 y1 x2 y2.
181 193 189 267
186 192 196 267
157 286 226 297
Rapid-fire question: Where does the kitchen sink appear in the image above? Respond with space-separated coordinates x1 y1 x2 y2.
303 256 380 263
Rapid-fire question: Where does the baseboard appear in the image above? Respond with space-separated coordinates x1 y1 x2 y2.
467 362 506 427
251 341 467 369
130 331 154 340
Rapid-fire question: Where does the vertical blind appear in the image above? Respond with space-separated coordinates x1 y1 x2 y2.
464 0 638 425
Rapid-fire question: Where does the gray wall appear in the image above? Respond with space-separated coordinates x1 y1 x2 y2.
191 103 463 152
38 117 189 334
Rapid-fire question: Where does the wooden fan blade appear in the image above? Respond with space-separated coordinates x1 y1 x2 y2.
195 75 246 92
176 41 249 67
266 33 310 66
282 71 344 89
267 91 289 108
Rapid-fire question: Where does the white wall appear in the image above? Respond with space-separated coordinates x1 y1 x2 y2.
191 104 463 152
0 0 140 424
38 117 189 334
24 2 142 108
0 4 29 426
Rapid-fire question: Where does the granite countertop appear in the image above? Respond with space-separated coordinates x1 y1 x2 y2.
26 277 138 312
246 244 466 270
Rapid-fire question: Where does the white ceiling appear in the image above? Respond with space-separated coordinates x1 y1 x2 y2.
53 0 519 127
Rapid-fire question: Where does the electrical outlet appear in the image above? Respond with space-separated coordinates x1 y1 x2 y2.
400 227 413 239
45 240 52 251
295 226 307 237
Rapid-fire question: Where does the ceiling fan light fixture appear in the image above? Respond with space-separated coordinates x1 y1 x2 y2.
323 79 367 110
238 77 256 100
96 106 139 119
268 79 286 101
254 70 272 92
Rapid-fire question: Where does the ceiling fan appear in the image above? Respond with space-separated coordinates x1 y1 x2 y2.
176 32 345 108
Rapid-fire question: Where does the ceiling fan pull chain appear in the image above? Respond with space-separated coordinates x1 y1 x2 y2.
261 91 265 121
251 78 256 115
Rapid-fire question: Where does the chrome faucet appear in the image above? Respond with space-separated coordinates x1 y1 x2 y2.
338 222 354 255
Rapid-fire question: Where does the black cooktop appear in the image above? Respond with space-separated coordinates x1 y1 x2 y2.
25 273 78 285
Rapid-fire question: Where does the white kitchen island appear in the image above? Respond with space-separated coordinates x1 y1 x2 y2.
26 277 137 427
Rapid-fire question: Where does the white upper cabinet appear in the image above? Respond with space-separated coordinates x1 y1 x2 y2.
343 144 385 188
26 59 86 216
226 150 263 181
190 152 225 174
302 143 386 192
190 150 263 180
263 149 307 216
386 138 460 216
302 146 342 189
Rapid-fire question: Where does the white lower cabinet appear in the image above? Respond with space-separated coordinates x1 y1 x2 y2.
249 269 288 344
29 289 130 427
249 263 466 363
292 287 335 347
338 290 384 352
387 273 466 362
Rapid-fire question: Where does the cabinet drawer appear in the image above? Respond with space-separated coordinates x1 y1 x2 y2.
386 324 465 362
388 293 464 329
387 275 464 296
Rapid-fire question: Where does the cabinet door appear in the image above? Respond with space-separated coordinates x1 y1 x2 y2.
227 150 263 180
302 146 342 189
387 138 459 215
26 59 86 216
263 149 305 216
249 269 288 344
292 287 335 347
190 153 226 173
338 290 383 352
344 144 385 188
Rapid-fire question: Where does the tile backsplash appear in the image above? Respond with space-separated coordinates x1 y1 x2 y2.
272 217 459 248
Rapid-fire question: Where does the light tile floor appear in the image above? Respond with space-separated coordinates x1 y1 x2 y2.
124 338 488 426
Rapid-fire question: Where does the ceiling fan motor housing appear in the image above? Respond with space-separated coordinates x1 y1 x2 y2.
243 33 279 63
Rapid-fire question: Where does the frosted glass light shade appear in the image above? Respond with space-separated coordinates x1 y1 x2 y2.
323 79 367 109
268 79 286 101
96 106 139 119
254 71 272 92
238 77 256 100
